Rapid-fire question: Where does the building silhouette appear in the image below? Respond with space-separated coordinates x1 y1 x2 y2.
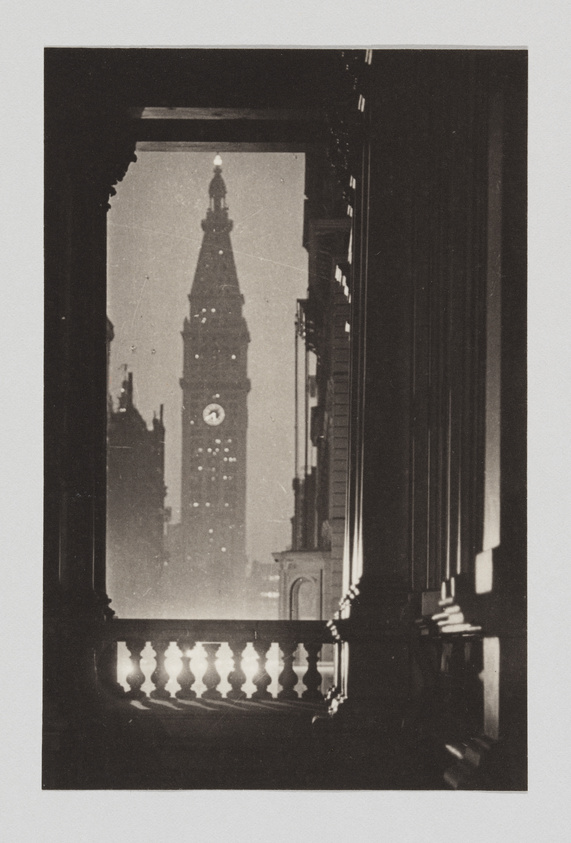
106 370 167 617
174 156 250 618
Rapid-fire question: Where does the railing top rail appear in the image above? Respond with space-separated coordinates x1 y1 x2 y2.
100 618 332 643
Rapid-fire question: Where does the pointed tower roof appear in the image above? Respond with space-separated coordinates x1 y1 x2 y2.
190 155 242 300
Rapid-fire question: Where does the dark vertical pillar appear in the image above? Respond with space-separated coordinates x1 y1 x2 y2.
44 49 139 786
327 53 417 723
59 183 109 611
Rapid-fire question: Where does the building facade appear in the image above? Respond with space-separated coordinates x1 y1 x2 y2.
275 186 351 622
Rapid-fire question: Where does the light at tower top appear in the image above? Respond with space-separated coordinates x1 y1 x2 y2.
208 154 227 211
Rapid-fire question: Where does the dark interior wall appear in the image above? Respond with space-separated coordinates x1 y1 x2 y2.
331 53 526 786
355 51 527 599
45 48 337 110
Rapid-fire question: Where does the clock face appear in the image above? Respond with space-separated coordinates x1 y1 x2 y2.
202 403 225 426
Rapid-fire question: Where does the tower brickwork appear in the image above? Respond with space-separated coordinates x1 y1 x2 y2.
179 157 250 617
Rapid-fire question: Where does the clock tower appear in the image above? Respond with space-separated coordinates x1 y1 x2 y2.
179 156 250 617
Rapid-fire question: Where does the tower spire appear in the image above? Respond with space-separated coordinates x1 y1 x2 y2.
190 155 241 299
179 153 251 617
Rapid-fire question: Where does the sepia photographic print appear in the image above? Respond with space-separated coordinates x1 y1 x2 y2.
43 47 527 791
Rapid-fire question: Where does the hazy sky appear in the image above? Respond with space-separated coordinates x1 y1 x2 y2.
107 150 307 564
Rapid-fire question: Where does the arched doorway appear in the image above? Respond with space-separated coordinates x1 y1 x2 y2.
290 576 319 620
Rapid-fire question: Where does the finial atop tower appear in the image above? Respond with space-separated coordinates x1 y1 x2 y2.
209 153 227 211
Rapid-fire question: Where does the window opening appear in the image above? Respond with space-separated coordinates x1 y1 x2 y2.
106 150 307 620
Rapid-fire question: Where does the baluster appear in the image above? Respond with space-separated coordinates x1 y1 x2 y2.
278 638 299 700
201 642 222 700
301 640 323 701
125 638 147 700
227 638 248 700
150 639 171 699
252 639 273 700
175 638 197 700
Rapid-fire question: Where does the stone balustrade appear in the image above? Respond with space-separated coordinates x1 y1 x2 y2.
98 619 332 702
